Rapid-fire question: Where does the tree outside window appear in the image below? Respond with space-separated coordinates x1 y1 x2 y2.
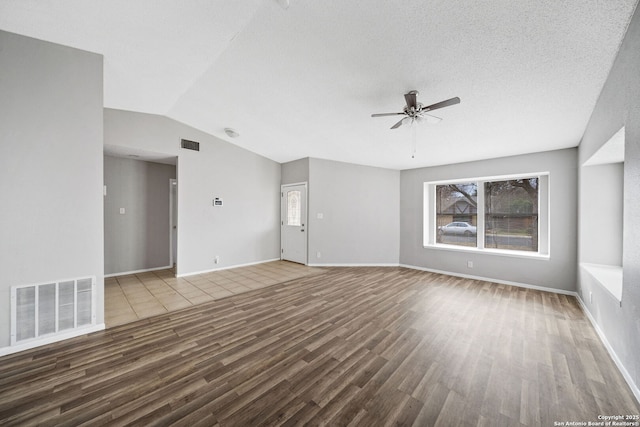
485 178 538 252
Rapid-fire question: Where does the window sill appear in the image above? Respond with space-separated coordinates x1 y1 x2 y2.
580 263 622 303
424 243 550 260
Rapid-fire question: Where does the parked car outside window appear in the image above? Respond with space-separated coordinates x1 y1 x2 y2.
438 222 477 236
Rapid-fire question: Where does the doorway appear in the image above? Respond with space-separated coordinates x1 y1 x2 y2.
281 183 308 264
170 179 177 269
103 153 176 276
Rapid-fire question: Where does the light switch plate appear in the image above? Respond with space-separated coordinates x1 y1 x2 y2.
119 208 125 214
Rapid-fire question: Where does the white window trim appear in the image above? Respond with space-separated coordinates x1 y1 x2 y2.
423 172 550 258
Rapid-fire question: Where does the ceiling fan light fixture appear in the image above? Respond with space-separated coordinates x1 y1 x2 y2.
422 114 442 124
224 128 240 138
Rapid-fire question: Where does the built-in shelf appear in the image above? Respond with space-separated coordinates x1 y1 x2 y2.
580 126 624 307
581 263 623 303
583 127 625 166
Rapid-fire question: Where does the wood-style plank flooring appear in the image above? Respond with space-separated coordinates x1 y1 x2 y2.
1 267 638 426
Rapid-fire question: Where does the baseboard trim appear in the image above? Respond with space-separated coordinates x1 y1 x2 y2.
399 263 578 297
105 265 172 278
177 258 281 278
575 296 640 404
307 262 400 267
0 323 106 357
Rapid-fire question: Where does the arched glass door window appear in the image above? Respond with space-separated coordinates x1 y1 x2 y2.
287 190 301 226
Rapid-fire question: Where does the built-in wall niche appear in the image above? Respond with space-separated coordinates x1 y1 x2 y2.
580 126 624 303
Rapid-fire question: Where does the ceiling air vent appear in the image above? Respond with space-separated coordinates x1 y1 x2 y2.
180 139 200 151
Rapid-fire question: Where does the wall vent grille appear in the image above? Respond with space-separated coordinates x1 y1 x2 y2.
180 139 200 151
11 277 96 345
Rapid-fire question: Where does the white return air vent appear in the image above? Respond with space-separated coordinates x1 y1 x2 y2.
11 277 96 345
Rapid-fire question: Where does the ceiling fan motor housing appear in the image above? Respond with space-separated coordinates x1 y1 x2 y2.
404 104 425 116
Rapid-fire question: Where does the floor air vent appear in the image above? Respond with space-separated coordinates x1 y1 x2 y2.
11 277 96 345
180 138 200 151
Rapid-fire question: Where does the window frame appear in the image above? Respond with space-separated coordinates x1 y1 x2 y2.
286 189 302 226
423 172 550 259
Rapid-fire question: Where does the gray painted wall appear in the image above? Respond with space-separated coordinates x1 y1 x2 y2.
281 158 309 185
577 3 640 396
104 156 176 275
308 158 400 265
104 109 281 276
400 148 578 291
0 31 104 348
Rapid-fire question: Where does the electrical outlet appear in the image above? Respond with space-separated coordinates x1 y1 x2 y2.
467 261 473 268
316 251 322 258
214 256 220 264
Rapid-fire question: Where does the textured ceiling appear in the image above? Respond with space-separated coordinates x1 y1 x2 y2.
1 0 638 170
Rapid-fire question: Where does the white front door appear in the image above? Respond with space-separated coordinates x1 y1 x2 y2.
281 183 307 264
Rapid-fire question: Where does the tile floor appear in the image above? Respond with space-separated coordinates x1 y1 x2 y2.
105 261 320 327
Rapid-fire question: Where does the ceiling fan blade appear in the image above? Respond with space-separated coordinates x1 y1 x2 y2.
418 113 442 124
390 118 406 129
404 91 418 109
371 112 404 117
423 97 460 112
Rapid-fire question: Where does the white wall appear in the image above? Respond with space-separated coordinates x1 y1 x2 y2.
577 2 640 399
400 148 578 292
104 109 281 276
104 156 176 275
307 158 400 265
579 163 623 266
0 31 104 348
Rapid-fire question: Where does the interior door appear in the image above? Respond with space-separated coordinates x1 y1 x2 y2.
281 183 307 264
170 179 177 268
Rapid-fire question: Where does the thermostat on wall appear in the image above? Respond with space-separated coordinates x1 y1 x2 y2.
213 198 223 206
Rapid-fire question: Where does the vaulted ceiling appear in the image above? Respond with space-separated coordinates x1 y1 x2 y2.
1 0 637 169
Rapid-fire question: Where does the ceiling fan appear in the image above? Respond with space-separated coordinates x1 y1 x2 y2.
371 90 461 129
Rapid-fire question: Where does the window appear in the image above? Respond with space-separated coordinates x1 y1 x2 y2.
424 174 549 256
435 183 477 248
485 178 538 252
287 190 301 226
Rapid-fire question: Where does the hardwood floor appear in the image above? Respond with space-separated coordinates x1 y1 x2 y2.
1 267 638 426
